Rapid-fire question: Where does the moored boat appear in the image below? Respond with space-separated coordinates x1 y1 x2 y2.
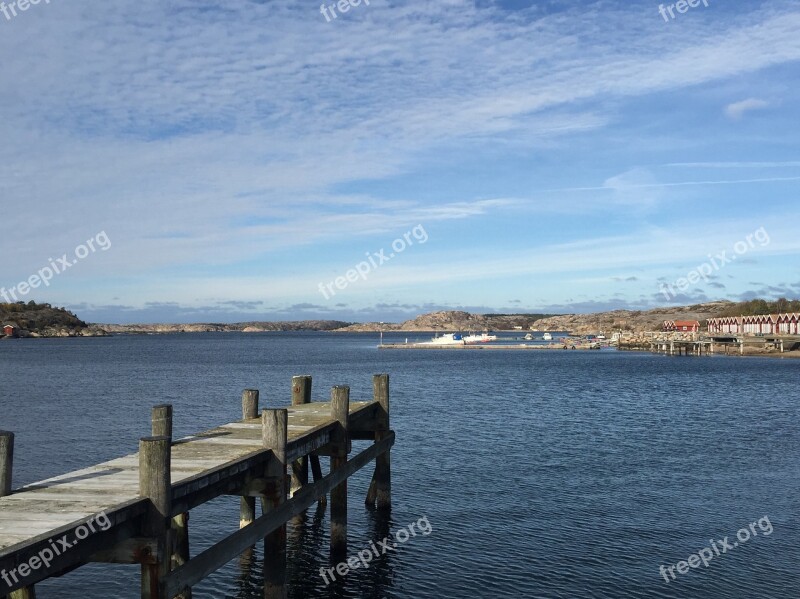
463 332 498 344
421 333 465 346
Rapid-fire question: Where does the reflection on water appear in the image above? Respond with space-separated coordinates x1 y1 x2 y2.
227 503 400 599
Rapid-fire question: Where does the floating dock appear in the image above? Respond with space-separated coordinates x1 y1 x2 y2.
0 374 394 598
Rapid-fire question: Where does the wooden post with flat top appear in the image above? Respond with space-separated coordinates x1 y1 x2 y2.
330 386 350 559
366 374 392 510
151 405 191 599
0 431 13 498
139 435 172 599
262 409 288 599
240 390 259 529
290 376 311 497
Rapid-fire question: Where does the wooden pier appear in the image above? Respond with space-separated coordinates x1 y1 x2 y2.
0 374 394 598
620 333 800 356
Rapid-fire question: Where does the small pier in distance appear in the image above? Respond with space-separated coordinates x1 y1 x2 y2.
0 374 394 598
620 333 800 356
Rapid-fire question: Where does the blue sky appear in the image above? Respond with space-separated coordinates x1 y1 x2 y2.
1 0 799 323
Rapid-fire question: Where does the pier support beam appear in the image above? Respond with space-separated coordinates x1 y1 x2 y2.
290 376 311 497
366 374 392 510
330 386 350 560
262 409 288 599
139 436 172 599
240 390 259 529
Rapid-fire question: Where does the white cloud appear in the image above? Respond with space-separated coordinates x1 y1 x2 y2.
724 98 770 120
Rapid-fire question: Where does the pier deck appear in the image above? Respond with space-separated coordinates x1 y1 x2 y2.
0 375 394 598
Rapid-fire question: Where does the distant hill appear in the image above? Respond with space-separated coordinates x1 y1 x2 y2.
339 310 559 332
0 301 106 337
338 302 743 334
99 320 352 334
516 301 736 335
715 298 800 317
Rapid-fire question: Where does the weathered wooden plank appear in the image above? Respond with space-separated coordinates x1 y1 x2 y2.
0 492 137 504
0 512 95 524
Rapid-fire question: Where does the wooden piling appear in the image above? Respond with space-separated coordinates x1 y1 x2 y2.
139 436 172 599
1 433 37 599
262 409 288 599
0 431 13 498
309 450 327 507
290 376 311 497
330 386 350 559
240 390 259 529
373 374 392 510
151 405 190 597
151 405 173 438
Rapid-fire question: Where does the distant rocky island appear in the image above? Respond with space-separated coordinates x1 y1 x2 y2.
0 301 107 338
100 321 352 334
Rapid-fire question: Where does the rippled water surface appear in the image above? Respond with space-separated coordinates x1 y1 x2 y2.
1 333 798 598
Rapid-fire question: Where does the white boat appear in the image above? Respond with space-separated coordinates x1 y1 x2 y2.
421 333 465 346
463 332 497 344
543 332 553 341
524 333 533 341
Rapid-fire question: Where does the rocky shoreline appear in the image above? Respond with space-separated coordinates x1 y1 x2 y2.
1 325 109 339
